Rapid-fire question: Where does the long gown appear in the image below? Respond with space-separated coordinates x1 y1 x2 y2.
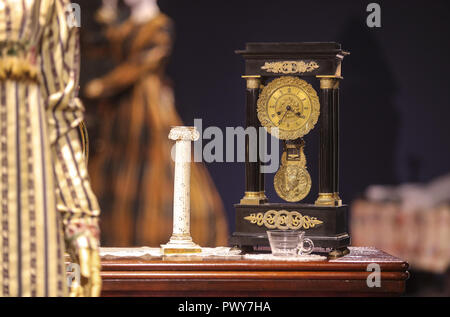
0 0 100 296
87 13 229 247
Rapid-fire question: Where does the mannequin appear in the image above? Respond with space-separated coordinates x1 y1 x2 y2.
85 0 229 247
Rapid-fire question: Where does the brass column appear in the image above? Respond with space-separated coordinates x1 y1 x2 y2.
315 76 342 206
240 75 267 205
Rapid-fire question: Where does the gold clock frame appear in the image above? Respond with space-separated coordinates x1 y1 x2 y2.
256 76 320 140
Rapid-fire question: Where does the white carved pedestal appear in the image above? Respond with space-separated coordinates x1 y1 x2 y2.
161 126 202 254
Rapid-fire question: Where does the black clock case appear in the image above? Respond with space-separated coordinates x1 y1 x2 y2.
230 42 351 254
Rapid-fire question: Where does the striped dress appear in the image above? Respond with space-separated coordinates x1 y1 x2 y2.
0 0 100 296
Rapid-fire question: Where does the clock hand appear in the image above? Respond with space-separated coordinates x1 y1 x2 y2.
278 110 289 125
277 105 296 125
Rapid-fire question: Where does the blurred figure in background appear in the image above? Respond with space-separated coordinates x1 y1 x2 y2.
84 0 228 247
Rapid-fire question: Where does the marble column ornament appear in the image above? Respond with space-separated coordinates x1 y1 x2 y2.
161 126 202 254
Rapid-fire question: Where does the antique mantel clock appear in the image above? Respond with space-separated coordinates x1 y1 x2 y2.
230 42 350 257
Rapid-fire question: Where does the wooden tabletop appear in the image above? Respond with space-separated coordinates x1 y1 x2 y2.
100 247 409 297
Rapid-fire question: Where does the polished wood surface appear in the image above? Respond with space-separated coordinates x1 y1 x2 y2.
100 247 409 297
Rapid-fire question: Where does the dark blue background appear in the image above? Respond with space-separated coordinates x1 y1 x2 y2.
80 0 450 232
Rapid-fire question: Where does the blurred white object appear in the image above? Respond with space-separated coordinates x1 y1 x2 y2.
96 0 119 24
366 173 450 211
353 173 450 273
125 0 160 24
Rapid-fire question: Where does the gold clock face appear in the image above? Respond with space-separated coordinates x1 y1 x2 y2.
257 76 320 140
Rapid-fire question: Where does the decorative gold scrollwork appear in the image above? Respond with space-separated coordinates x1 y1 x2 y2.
263 210 278 229
261 61 319 74
244 210 323 230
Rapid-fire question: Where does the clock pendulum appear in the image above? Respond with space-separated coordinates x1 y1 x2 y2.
274 140 311 203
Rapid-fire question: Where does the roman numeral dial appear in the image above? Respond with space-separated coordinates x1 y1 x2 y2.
257 76 320 140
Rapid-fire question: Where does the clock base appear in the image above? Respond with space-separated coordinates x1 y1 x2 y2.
229 203 350 255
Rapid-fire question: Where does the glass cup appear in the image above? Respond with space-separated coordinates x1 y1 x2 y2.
267 230 314 256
